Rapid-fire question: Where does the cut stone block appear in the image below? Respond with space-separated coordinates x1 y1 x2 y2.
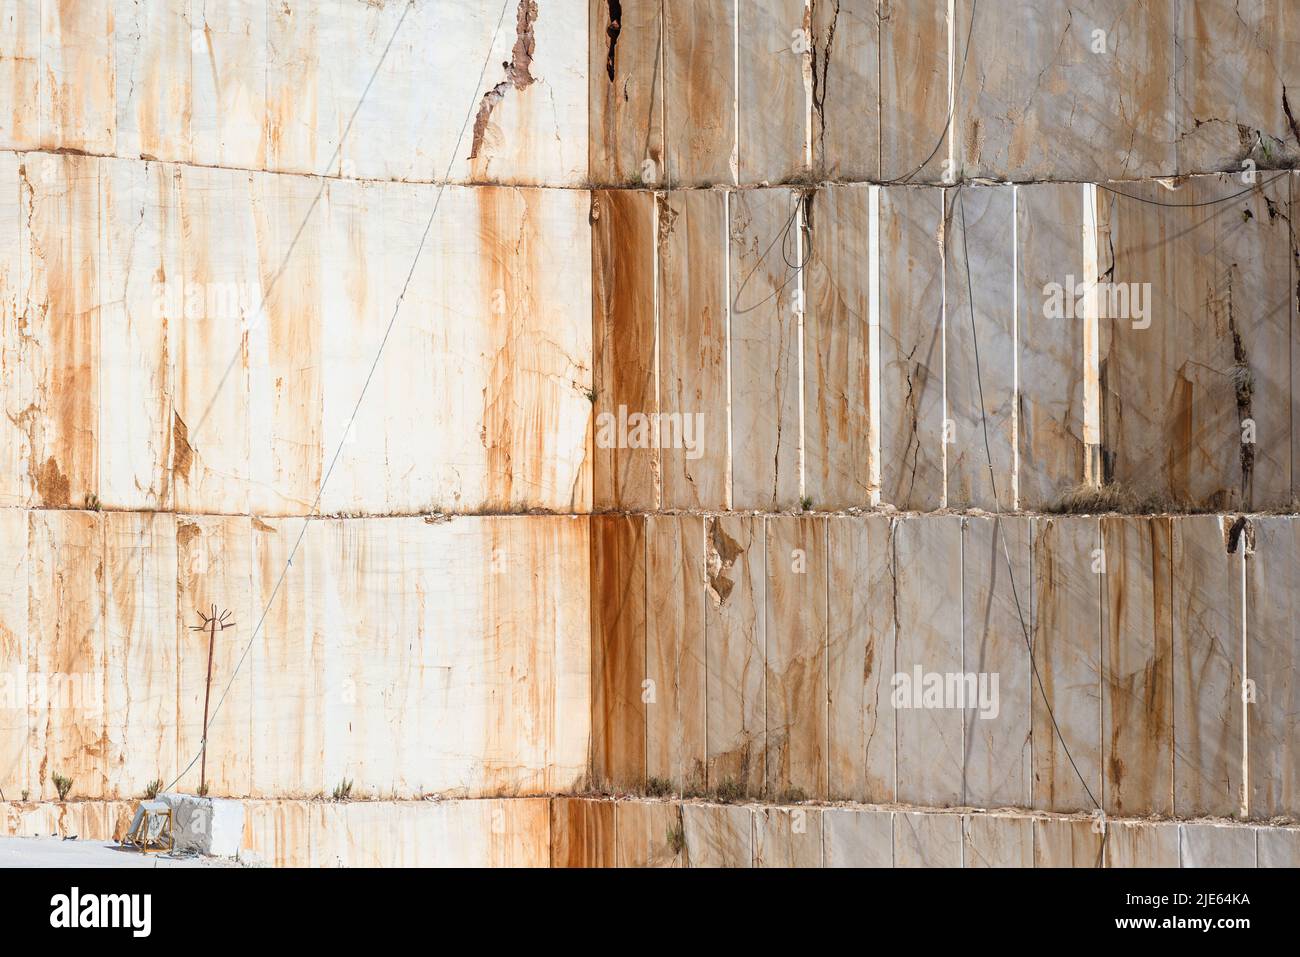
189 0 267 171
1256 827 1300 868
1098 174 1292 509
592 189 658 510
764 516 828 800
550 797 616 868
173 164 259 515
953 0 1176 182
705 515 766 795
804 183 874 509
1101 516 1174 817
823 807 893 867
0 509 29 797
28 511 105 800
23 153 100 511
945 185 1016 510
1106 820 1179 867
114 0 192 163
879 0 949 183
645 515 707 791
1031 516 1103 814
659 189 729 509
810 0 880 181
158 792 244 858
40 0 115 154
103 512 177 799
729 188 802 510
1181 822 1256 867
590 514 646 791
894 811 962 867
682 803 752 868
895 515 963 807
1172 515 1244 818
98 157 179 512
753 806 822 867
1175 0 1300 174
1246 516 1300 820
0 0 40 149
738 0 810 183
247 171 324 516
615 800 686 868
963 814 1032 868
588 0 665 186
175 515 253 798
0 152 26 507
827 515 895 803
663 0 735 186
962 515 1032 809
1033 816 1105 867
878 186 944 509
339 0 588 186
1015 182 1091 509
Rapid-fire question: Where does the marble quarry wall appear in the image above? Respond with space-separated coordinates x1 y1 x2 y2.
0 0 1298 864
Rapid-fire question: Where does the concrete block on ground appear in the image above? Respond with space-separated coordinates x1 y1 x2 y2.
159 792 244 858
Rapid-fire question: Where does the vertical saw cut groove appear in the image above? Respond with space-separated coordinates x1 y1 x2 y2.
652 191 663 510
469 0 540 160
940 189 949 508
1011 185 1020 510
946 0 956 179
868 185 881 503
724 191 734 510
1082 183 1102 484
796 192 808 502
1240 536 1249 818
1222 274 1255 507
605 0 622 82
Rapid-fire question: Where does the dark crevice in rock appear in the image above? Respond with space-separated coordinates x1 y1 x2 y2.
468 0 540 161
605 0 622 83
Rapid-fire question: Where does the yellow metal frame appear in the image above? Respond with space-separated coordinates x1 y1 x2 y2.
125 806 174 855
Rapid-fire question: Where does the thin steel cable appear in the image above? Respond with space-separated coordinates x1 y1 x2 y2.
164 0 514 794
1097 172 1289 208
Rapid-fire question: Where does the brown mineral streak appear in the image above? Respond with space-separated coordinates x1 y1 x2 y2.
589 514 645 789
172 412 193 482
706 516 743 604
550 797 615 867
592 189 657 509
27 155 98 508
469 0 540 161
